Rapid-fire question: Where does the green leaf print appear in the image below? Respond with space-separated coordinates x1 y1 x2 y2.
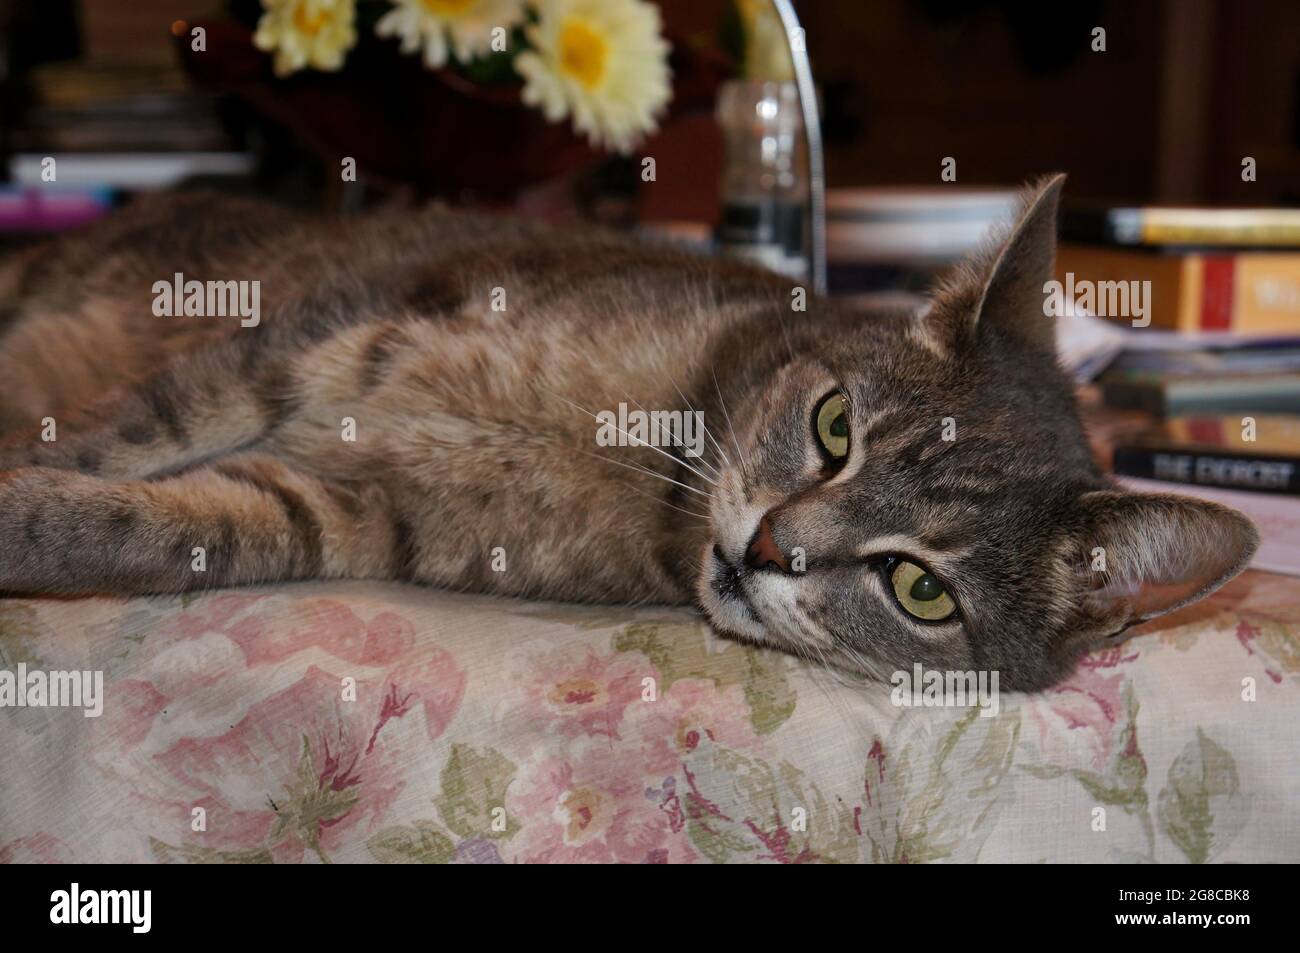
268 734 362 864
1157 728 1250 864
434 744 519 841
682 740 858 863
0 604 51 670
1237 615 1300 682
861 707 1021 864
366 821 457 864
149 838 274 864
613 621 797 734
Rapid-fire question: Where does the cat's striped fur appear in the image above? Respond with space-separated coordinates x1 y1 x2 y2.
0 177 1257 690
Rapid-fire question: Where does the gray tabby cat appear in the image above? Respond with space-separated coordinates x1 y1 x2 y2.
0 174 1257 690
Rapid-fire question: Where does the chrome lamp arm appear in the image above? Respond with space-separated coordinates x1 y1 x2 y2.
770 0 827 295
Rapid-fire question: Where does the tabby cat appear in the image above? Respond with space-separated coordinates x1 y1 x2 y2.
0 175 1257 690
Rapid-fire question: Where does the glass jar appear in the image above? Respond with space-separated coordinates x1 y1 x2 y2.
714 79 808 280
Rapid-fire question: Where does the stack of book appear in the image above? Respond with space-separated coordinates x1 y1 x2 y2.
3 61 253 242
1063 205 1300 574
1112 413 1300 495
13 62 231 154
1097 343 1300 417
1060 205 1300 334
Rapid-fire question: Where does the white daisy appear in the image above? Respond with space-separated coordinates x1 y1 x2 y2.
375 0 529 69
253 0 358 78
514 0 672 154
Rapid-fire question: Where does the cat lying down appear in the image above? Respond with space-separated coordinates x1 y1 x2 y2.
0 174 1257 691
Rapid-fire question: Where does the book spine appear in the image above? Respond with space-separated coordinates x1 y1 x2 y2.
1199 256 1235 331
1138 224 1300 245
1072 209 1300 246
1231 255 1300 333
1100 380 1165 415
1057 245 1300 333
1190 254 1300 333
1112 447 1300 495
1137 211 1300 246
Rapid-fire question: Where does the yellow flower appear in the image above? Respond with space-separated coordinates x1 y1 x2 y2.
514 0 672 154
376 0 528 68
736 0 794 82
254 0 358 78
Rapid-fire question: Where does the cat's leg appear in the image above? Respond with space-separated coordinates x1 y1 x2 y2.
0 348 298 480
0 453 403 595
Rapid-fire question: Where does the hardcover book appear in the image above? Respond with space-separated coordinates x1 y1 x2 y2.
1056 243 1300 335
1112 415 1300 494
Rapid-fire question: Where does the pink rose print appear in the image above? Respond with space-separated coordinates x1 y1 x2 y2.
161 597 467 740
496 642 651 740
1235 619 1284 684
148 661 456 862
1024 662 1127 772
87 598 465 862
1079 644 1140 670
0 833 72 864
505 742 695 864
624 677 762 774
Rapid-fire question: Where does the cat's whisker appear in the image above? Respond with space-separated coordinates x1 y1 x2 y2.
623 483 712 523
803 638 855 690
837 642 880 681
542 388 720 489
619 387 723 482
787 619 865 688
809 622 878 686
786 638 850 703
710 366 751 480
695 416 734 477
767 291 799 364
794 638 878 755
574 447 713 500
666 372 733 470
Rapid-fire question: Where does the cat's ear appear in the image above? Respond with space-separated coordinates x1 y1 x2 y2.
1068 489 1258 638
969 173 1066 350
931 174 1066 352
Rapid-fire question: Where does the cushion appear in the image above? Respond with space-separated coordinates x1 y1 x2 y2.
1 571 1297 863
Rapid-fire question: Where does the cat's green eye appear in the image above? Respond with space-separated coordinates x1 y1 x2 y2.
814 393 849 459
890 560 957 622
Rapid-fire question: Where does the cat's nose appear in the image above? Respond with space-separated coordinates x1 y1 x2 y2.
745 515 791 573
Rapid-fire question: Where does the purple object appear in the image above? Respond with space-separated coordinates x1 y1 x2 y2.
0 186 116 232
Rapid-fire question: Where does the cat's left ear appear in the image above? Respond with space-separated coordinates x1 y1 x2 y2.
965 173 1066 352
1067 489 1258 640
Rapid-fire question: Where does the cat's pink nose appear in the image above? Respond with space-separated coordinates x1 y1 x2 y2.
745 516 791 573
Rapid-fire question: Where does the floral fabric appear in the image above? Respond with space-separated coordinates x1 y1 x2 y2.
1 572 1297 863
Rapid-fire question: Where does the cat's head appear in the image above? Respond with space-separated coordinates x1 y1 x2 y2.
697 174 1258 692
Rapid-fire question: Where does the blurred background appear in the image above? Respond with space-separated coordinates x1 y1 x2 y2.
4 2 1298 218
2 0 1300 564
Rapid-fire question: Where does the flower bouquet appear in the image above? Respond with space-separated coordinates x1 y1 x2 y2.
178 0 734 198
